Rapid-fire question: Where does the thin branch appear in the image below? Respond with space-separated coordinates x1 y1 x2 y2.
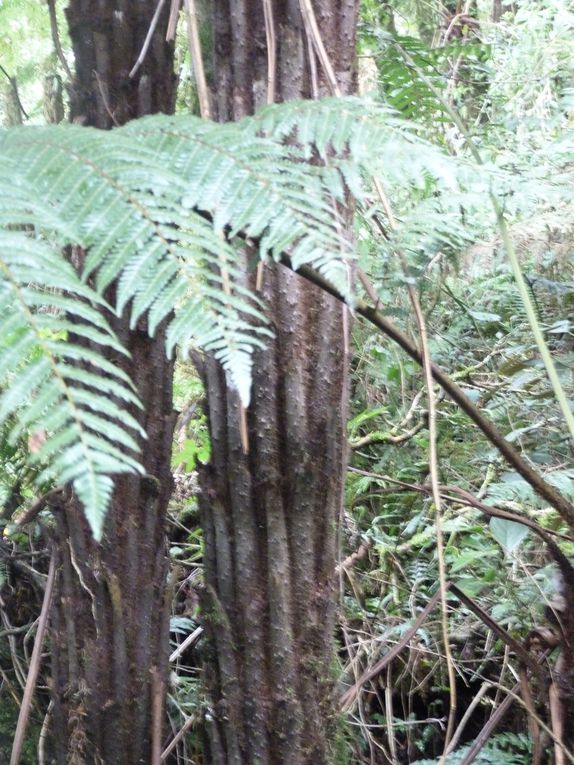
340 586 446 709
150 666 164 765
9 552 55 765
45 0 73 81
254 0 277 293
461 680 574 765
373 175 457 757
37 701 53 765
0 64 12 83
446 682 491 754
161 713 197 762
520 668 542 765
340 578 544 713
183 0 211 119
14 488 63 529
413 276 458 760
129 0 168 79
357 266 381 309
169 625 203 663
0 66 29 121
304 23 320 99
550 682 566 765
262 0 276 104
298 0 341 96
449 583 543 680
166 0 181 41
93 69 120 126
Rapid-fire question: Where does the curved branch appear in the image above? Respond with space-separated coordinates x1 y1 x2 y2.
285 258 574 533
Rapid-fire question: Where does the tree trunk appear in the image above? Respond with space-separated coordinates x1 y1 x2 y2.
0 76 23 127
198 3 359 763
48 4 176 763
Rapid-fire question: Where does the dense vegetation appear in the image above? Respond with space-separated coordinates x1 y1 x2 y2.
0 0 573 762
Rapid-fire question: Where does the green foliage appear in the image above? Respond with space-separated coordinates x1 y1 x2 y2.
0 188 143 538
0 98 465 535
341 7 574 753
412 732 532 764
172 433 210 473
370 31 491 127
0 0 69 122
489 516 529 552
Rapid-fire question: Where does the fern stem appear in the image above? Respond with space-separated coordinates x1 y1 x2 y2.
493 198 574 442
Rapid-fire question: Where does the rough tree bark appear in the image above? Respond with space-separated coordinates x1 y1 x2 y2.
197 3 359 763
48 4 177 763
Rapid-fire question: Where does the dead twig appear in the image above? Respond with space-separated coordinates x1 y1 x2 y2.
340 585 447 710
129 0 168 79
371 175 457 758
183 0 211 118
46 0 73 81
161 712 198 762
9 552 55 765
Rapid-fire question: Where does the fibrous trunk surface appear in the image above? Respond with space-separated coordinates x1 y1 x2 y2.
198 3 359 763
49 3 176 763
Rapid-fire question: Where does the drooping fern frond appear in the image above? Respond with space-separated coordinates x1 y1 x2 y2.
244 97 475 272
0 160 143 539
0 118 358 401
0 97 483 534
122 116 354 283
243 96 462 195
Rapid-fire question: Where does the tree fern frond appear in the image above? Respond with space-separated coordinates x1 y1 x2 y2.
122 116 354 287
0 125 271 404
0 215 143 539
243 97 461 194
0 116 359 404
0 97 496 535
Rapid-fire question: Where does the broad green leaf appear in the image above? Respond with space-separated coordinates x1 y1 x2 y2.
489 517 529 552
